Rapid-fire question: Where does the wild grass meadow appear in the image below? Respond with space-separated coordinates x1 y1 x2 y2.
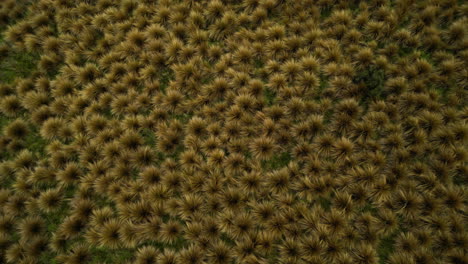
0 0 466 263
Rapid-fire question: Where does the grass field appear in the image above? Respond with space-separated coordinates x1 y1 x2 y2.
0 0 466 264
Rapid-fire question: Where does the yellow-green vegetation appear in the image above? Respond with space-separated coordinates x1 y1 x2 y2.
0 0 467 264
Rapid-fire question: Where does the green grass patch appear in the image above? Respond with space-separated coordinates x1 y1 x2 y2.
92 193 116 209
90 247 134 264
43 204 70 234
263 87 276 106
24 126 47 156
419 50 434 64
140 128 156 147
317 196 332 211
220 232 235 246
0 114 9 129
320 6 333 19
317 74 329 101
254 58 264 69
377 230 399 264
0 48 39 83
360 203 379 215
159 68 174 94
354 66 386 106
139 234 187 251
398 46 415 57
173 113 193 123
262 151 292 171
39 251 59 264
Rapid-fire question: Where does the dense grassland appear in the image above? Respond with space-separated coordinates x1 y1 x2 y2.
0 0 466 264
